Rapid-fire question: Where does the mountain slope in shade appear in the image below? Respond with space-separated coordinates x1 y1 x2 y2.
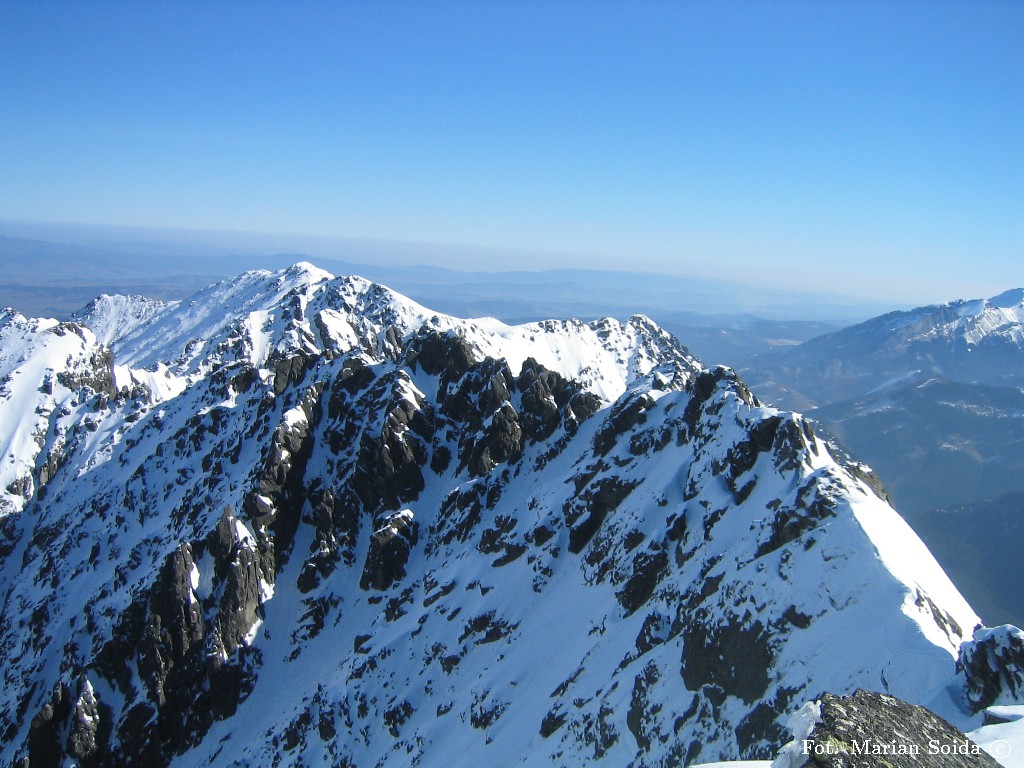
0 264 994 767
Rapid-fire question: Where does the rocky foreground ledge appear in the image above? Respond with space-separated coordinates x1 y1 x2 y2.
775 690 1002 768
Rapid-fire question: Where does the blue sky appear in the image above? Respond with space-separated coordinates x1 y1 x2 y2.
0 1 1020 303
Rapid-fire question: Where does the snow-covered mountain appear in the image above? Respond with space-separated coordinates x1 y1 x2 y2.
743 288 1024 407
0 264 1010 767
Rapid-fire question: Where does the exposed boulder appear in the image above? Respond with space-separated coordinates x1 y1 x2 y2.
468 403 523 476
360 510 419 591
959 624 1024 712
404 327 476 380
65 675 107 765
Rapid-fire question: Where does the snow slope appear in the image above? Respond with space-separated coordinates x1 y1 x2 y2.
71 293 171 347
0 308 116 517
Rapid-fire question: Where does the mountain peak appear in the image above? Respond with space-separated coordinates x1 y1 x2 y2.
281 260 335 284
71 293 171 346
988 287 1024 309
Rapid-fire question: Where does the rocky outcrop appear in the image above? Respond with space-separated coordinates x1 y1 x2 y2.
360 510 419 591
245 382 323 574
49 323 117 399
959 624 1024 712
76 509 267 765
348 373 432 511
405 327 475 380
780 690 1000 767
517 358 579 440
21 675 112 768
65 676 106 766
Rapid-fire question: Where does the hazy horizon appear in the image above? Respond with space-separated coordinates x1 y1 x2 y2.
1 2 1020 310
1 218 1017 313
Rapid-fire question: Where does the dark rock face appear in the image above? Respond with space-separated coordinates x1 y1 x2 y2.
404 328 475 379
268 350 316 396
565 476 638 554
680 614 772 705
360 513 419 591
517 358 577 440
756 474 838 558
50 323 118 399
798 690 1000 767
26 681 72 768
593 392 654 456
616 547 669 615
407 333 604 481
297 488 359 593
65 675 108 766
72 508 265 765
207 512 266 659
959 625 1024 712
348 374 431 512
469 403 523 476
256 383 323 569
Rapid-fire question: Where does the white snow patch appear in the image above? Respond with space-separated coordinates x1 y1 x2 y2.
243 617 264 646
958 299 986 318
233 518 256 548
194 549 216 603
187 561 200 605
969 705 1024 767
114 363 187 403
258 575 275 603
282 406 308 429
770 700 822 768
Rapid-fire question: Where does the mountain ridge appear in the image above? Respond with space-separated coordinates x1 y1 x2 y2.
0 264 1008 767
744 289 1024 406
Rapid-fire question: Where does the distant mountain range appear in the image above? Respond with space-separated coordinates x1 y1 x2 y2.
0 232 882 362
